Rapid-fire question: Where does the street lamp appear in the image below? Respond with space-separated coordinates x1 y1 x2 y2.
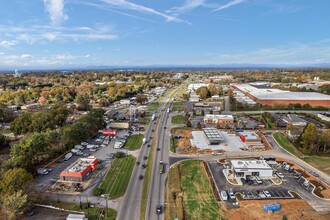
79 195 82 209
56 189 60 203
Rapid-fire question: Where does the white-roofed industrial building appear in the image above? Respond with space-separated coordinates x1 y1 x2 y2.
231 83 330 107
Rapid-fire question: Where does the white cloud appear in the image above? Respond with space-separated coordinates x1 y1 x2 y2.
0 40 16 47
213 0 247 12
42 32 60 41
0 52 4 55
55 54 75 60
0 24 118 45
21 54 34 59
44 0 68 24
84 54 90 58
101 0 188 23
167 0 206 14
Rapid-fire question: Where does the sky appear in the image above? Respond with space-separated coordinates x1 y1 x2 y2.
0 0 330 69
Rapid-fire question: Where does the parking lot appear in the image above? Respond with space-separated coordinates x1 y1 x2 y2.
207 160 320 206
35 129 136 192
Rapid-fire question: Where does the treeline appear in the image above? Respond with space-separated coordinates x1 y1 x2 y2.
10 104 69 135
7 108 105 173
294 124 330 155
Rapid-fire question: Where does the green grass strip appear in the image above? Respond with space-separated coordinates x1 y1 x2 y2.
123 134 144 150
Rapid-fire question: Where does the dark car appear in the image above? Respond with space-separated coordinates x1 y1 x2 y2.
139 175 144 180
156 204 162 214
164 126 166 129
142 164 146 169
144 156 148 160
157 148 160 151
136 161 140 165
26 210 35 217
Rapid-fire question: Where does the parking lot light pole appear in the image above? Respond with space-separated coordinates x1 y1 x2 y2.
79 195 82 209
56 190 60 203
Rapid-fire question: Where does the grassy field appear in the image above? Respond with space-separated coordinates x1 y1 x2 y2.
138 118 150 125
148 103 159 111
303 156 330 176
273 133 330 176
123 134 143 150
171 115 185 124
99 155 135 199
172 101 185 112
55 203 117 220
273 133 304 157
170 137 178 153
166 160 224 220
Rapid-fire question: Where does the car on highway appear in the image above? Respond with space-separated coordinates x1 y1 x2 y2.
144 156 148 160
164 126 166 129
139 175 144 180
309 170 319 177
136 161 140 165
212 152 223 156
142 164 146 169
156 204 162 214
157 148 160 151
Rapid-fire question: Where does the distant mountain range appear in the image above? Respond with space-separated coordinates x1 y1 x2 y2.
1 63 330 72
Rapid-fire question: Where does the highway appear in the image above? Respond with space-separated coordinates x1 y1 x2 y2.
116 88 177 220
145 98 172 220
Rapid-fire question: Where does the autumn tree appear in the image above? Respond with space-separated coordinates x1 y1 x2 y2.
186 119 192 127
1 190 28 220
196 87 210 100
75 94 91 111
136 94 148 104
300 123 319 154
319 129 330 153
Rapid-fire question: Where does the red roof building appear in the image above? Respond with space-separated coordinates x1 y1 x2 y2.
60 156 99 182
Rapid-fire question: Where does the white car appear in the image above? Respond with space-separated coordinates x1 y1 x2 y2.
89 148 97 152
276 172 285 179
212 152 223 156
263 190 271 198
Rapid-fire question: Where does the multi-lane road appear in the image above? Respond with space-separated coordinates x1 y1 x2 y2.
117 86 179 220
145 99 172 220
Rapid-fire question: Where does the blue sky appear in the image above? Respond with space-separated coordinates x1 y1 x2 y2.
0 0 329 69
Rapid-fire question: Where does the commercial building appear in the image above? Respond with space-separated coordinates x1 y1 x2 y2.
282 114 307 127
202 128 224 145
189 93 200 102
228 160 274 179
318 112 330 122
231 83 330 107
204 114 234 125
238 132 261 145
188 83 209 92
60 157 99 182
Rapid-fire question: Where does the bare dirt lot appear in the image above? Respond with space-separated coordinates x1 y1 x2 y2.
226 199 330 220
